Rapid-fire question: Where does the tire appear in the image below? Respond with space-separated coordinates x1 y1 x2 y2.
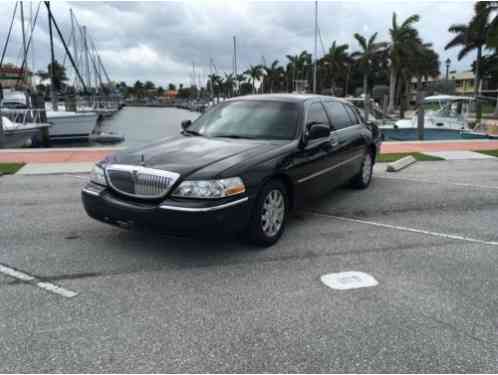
246 179 288 247
351 151 373 189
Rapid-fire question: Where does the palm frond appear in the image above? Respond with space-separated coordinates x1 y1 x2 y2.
401 14 420 29
353 33 367 51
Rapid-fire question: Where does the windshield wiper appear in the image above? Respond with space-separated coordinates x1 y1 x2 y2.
182 129 203 136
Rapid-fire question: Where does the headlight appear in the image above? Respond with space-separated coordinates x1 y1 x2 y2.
90 164 107 186
172 177 245 199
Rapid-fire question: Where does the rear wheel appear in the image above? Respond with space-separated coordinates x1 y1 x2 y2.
246 180 287 247
351 151 373 189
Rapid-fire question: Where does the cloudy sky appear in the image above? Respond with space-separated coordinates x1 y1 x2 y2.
1 1 476 88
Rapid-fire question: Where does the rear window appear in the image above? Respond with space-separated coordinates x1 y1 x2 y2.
323 101 353 130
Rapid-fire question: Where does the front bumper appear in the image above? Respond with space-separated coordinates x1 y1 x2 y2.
81 183 252 234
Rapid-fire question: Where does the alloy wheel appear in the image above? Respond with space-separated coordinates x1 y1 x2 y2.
261 189 285 237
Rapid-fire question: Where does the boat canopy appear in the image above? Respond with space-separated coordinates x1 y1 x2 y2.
424 95 474 102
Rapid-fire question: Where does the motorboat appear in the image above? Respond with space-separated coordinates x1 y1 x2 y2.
0 115 50 148
2 90 98 141
380 95 474 141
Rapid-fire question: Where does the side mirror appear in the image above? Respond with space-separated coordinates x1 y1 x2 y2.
181 120 192 130
307 122 330 141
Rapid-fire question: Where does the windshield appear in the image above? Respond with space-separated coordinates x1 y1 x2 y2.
188 100 299 140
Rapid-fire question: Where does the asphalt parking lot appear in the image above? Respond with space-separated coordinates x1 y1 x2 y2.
1 159 498 372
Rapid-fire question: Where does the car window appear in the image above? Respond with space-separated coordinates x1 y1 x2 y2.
343 104 360 124
307 102 330 127
189 100 299 140
323 101 353 130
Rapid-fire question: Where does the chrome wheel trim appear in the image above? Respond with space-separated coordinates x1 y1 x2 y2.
261 189 285 237
362 153 372 184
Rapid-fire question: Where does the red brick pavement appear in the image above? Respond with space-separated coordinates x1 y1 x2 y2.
1 140 498 164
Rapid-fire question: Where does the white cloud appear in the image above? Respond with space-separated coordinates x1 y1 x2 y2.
0 1 476 87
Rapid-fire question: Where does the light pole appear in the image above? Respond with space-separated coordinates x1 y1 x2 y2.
445 58 451 93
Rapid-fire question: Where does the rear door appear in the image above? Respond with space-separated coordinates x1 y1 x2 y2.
290 100 343 198
322 100 365 181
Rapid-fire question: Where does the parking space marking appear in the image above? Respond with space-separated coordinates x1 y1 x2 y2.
0 263 78 298
321 271 378 290
376 175 498 191
0 264 35 282
306 212 498 247
36 282 78 298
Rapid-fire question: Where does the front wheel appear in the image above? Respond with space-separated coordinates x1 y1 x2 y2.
351 151 373 189
246 180 287 247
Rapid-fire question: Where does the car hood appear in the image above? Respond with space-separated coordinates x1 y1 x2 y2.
108 135 278 178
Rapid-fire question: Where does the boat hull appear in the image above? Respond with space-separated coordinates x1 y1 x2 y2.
47 112 98 140
381 127 464 141
3 127 40 148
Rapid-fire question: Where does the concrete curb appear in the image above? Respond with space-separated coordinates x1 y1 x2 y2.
386 156 417 172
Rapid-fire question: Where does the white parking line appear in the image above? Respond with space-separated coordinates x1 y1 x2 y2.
36 282 78 298
306 212 498 247
0 263 78 298
0 264 35 281
377 175 498 191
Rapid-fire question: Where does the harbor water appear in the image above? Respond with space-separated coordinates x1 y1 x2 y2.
98 106 200 148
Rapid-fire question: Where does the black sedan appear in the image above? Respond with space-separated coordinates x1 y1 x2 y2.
82 94 381 246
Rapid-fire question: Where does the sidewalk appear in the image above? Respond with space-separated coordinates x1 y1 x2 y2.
0 140 498 165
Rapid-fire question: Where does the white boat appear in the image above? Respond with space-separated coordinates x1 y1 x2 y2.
2 90 98 140
1 116 49 148
45 109 99 141
380 95 475 141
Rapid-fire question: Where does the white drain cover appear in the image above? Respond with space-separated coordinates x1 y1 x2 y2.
320 271 378 290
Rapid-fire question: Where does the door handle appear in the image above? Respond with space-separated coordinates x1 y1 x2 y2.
330 136 339 147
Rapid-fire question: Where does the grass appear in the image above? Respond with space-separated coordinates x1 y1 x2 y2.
0 163 25 175
474 149 498 158
377 152 444 163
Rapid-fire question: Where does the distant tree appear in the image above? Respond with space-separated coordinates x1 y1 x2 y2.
387 13 422 113
224 73 235 97
235 73 246 95
244 65 264 94
324 41 350 95
47 60 67 91
144 81 155 90
168 83 176 91
263 60 285 93
133 80 144 98
157 86 165 96
446 2 491 104
351 33 387 120
286 51 312 91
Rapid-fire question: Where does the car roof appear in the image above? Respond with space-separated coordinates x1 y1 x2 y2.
226 93 350 104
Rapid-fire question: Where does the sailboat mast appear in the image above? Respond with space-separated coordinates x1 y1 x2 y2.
70 9 78 90
233 36 238 94
20 1 27 86
312 0 318 94
313 0 318 94
83 26 91 90
47 1 58 110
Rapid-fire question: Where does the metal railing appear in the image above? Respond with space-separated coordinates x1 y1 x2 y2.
0 108 49 125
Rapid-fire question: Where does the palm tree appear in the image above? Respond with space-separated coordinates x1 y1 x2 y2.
446 2 491 119
244 65 263 94
208 73 222 103
286 51 312 92
223 73 235 98
352 33 387 120
387 13 421 113
263 60 285 93
325 41 350 95
235 73 246 95
445 3 490 94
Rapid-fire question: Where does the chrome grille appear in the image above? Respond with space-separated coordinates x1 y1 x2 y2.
105 164 180 199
